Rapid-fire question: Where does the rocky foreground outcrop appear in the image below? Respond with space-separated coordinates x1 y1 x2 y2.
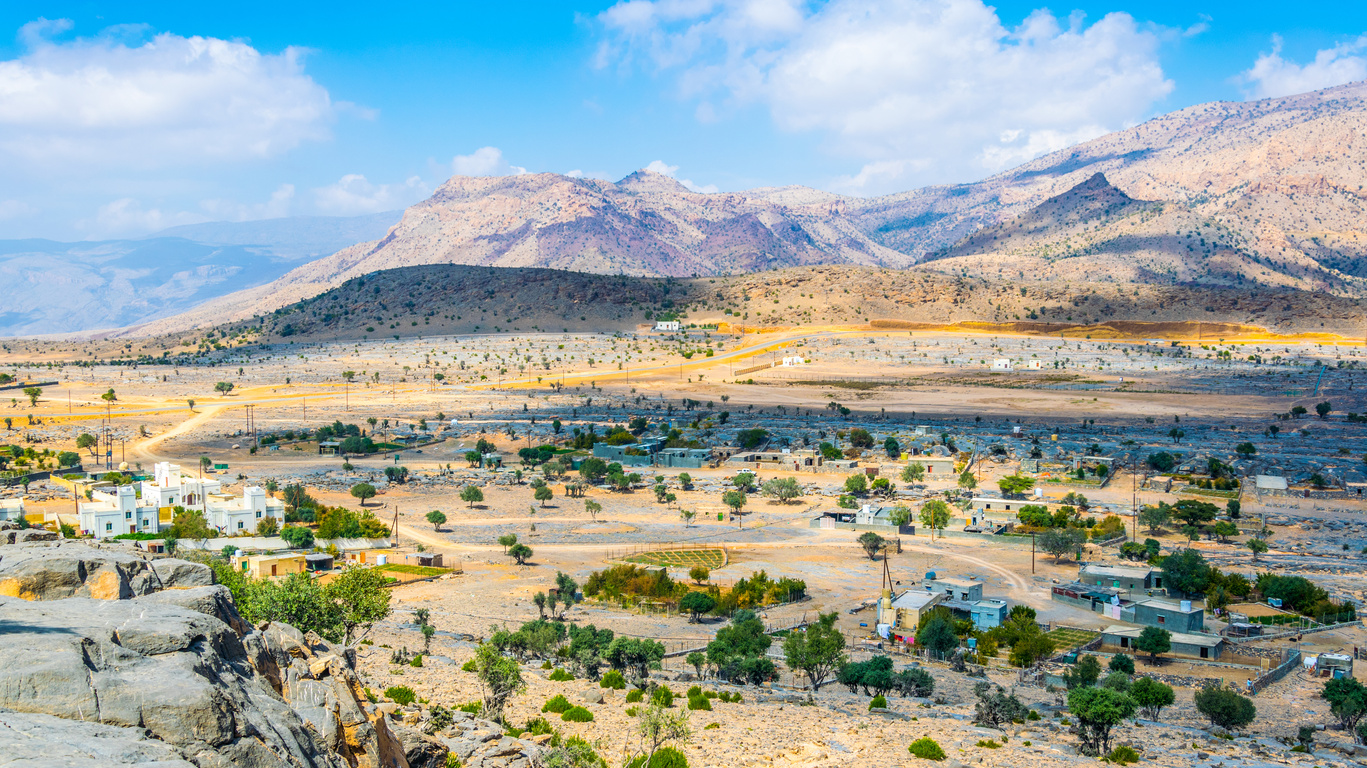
0 534 541 768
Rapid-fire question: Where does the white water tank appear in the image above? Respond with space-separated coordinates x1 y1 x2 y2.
375 554 388 566
1180 600 1192 612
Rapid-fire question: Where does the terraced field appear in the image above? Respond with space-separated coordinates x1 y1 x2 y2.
624 548 726 570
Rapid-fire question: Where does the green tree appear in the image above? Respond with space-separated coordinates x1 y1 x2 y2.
1321 678 1367 735
474 640 525 724
957 470 977 491
1146 451 1176 472
326 564 392 644
1068 686 1136 756
1194 687 1256 730
843 473 867 495
1316 401 1333 419
1246 538 1268 562
215 381 234 394
426 509 447 530
579 457 609 482
76 433 98 456
1160 548 1210 596
585 499 602 521
1168 427 1185 443
857 531 886 560
1171 499 1218 530
498 533 518 554
256 516 280 536
632 703 691 768
997 474 1035 496
534 485 554 507
461 485 485 508
916 614 959 656
508 542 534 565
1211 520 1238 542
1235 442 1257 456
1138 504 1171 534
901 462 925 483
679 591 716 623
22 387 40 406
918 499 951 539
349 483 377 506
1108 653 1134 675
169 508 215 540
760 476 802 503
782 612 847 691
722 489 747 518
1134 626 1171 665
848 428 873 448
1039 526 1086 563
280 525 315 549
1130 677 1174 720
884 436 901 458
689 566 710 584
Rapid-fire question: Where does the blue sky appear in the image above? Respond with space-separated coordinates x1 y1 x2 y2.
1 0 1366 240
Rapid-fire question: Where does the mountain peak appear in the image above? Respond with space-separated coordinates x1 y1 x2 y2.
617 169 692 194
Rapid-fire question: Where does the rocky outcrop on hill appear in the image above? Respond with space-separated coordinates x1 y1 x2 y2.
0 534 536 768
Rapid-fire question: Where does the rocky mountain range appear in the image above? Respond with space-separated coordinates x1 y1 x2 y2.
33 80 1367 338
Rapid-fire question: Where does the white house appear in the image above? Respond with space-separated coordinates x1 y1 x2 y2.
780 356 808 367
79 461 283 539
1025 359 1044 370
0 497 25 522
991 358 1013 371
654 320 681 332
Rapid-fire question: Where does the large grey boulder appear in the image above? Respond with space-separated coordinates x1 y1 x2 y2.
137 584 253 635
0 541 210 601
0 708 197 768
0 595 343 768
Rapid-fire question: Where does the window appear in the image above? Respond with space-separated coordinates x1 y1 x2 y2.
1156 615 1166 624
256 510 262 518
105 522 112 531
125 511 132 519
1200 647 1209 659
237 521 244 529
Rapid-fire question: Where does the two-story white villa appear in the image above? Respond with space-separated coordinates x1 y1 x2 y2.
79 462 284 539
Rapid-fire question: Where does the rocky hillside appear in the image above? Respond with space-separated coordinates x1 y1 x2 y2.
0 525 541 768
136 264 1364 351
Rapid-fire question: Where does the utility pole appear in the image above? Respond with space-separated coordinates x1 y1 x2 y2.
1031 531 1036 574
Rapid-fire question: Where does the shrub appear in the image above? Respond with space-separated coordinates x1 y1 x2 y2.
427 704 453 734
908 737 946 761
458 700 482 715
1026 709 1041 721
385 686 416 706
686 685 702 698
542 694 572 714
625 689 644 703
1194 686 1256 730
625 706 639 717
625 746 689 768
549 668 575 682
1107 745 1140 765
869 694 888 709
703 690 718 699
600 670 627 689
976 739 1001 748
704 722 719 730
560 706 594 722
650 686 675 707
410 654 423 668
461 659 477 672
687 694 712 711
542 660 553 669
1108 653 1135 675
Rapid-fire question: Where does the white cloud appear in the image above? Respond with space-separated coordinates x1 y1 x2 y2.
0 199 37 220
598 0 1173 193
87 197 206 237
0 19 335 168
451 146 530 177
199 184 295 221
312 174 430 216
644 159 717 193
1241 35 1367 100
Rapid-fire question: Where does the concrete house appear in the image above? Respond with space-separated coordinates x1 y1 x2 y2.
1121 598 1204 633
0 497 25 523
654 320 681 332
879 589 946 630
79 462 283 539
971 599 1009 630
232 552 307 579
1102 625 1225 660
1051 581 1124 613
1079 564 1164 594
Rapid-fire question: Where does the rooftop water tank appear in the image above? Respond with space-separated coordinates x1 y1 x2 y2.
925 571 937 581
